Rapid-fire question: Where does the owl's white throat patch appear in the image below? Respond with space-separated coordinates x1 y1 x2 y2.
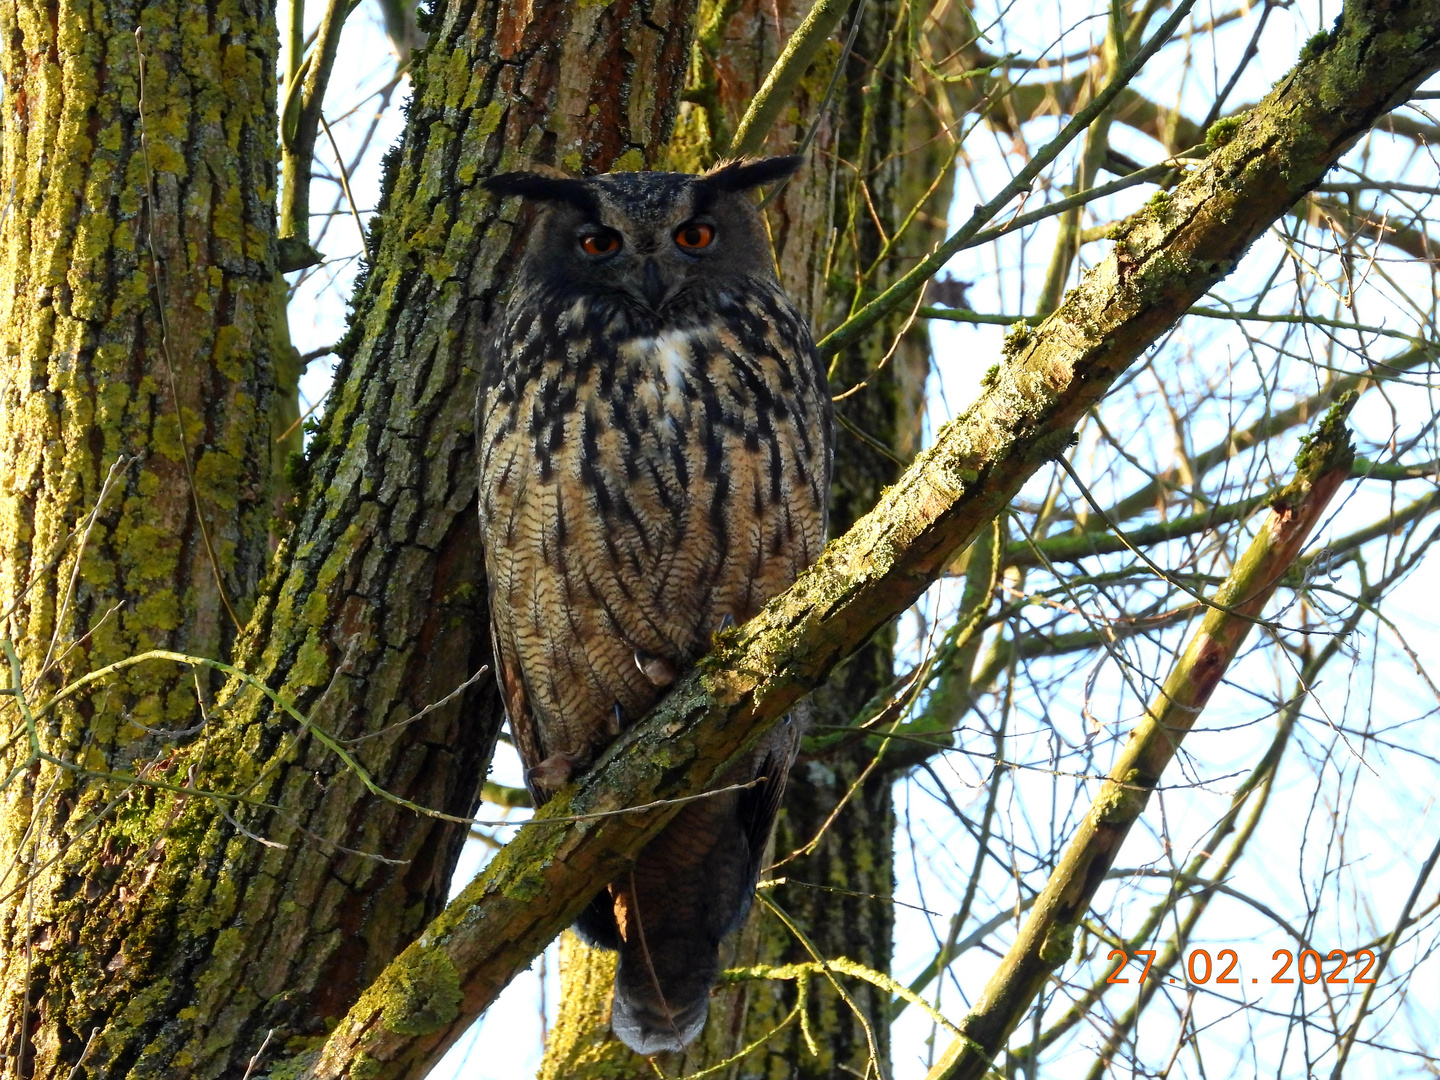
625 330 692 380
623 330 698 409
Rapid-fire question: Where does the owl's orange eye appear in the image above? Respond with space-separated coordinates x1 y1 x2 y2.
674 222 715 250
580 232 622 256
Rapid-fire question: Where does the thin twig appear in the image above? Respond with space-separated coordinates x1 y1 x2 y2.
818 0 1198 357
241 1028 275 1080
319 112 371 261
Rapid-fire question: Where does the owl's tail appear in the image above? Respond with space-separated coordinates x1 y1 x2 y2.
571 785 766 1055
609 903 720 1055
571 729 803 1055
615 789 756 1056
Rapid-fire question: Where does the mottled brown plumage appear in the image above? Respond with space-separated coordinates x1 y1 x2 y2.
477 158 832 1054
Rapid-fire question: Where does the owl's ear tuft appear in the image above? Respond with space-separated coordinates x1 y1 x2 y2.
699 155 804 193
483 172 598 214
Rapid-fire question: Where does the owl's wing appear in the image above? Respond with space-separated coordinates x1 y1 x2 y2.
737 714 804 875
491 627 554 807
738 754 787 871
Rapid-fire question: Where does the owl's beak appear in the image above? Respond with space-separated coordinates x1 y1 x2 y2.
640 258 668 310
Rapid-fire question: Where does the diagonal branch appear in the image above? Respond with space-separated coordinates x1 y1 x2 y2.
292 4 1440 1077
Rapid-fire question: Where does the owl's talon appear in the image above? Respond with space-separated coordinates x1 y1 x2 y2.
528 753 582 792
611 702 625 734
634 650 678 687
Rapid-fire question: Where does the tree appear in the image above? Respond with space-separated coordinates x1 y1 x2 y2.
0 0 1437 1078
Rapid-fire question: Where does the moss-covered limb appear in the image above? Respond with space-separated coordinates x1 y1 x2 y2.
949 62 1432 261
834 13 1440 358
921 407 1355 1080
0 0 285 1067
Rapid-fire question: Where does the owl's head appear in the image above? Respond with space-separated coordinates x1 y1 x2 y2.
482 157 801 313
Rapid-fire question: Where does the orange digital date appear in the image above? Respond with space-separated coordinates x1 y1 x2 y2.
1104 947 1378 985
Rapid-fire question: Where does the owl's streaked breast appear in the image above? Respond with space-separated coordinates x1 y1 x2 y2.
478 283 830 775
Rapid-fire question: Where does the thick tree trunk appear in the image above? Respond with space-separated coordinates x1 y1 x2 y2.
0 0 286 1069
0 1 696 1077
537 0 959 1074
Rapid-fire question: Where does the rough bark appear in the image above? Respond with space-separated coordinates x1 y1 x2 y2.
0 0 285 1069
291 4 1440 1080
0 1 697 1078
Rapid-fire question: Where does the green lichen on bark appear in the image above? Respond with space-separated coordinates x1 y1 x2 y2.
0 0 286 1067
1203 112 1246 151
372 948 463 1037
1092 769 1150 825
1038 922 1078 967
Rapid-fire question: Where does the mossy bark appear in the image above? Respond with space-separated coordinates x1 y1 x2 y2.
0 1 697 1077
0 0 285 1070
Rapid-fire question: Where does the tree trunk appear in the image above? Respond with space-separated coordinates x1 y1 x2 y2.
537 0 959 1074
0 1 696 1076
0 0 285 1068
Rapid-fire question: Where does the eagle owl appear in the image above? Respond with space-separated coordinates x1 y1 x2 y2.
477 157 833 1054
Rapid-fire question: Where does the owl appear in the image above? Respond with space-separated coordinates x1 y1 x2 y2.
477 156 833 1054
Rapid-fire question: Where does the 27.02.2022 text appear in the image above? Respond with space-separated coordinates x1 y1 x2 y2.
1105 948 1379 986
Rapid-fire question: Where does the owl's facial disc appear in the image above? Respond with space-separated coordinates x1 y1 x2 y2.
571 209 723 313
491 163 797 317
